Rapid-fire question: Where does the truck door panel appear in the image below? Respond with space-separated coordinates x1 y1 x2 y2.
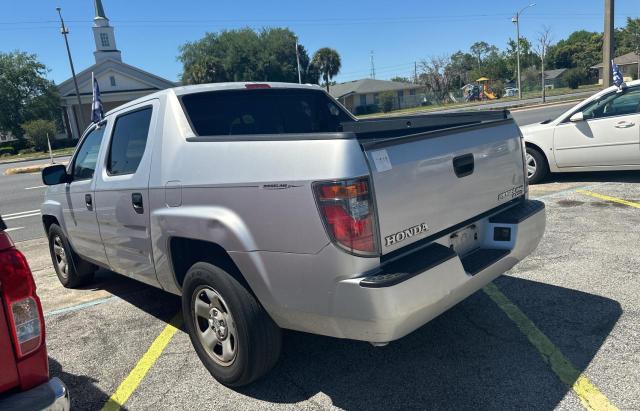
95 101 158 286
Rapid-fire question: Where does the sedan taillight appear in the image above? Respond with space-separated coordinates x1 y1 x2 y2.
0 246 44 358
313 177 380 256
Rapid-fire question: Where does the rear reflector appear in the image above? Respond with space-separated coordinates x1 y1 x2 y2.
313 177 379 256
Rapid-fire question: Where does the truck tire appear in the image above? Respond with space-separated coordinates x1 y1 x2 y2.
525 146 549 185
47 224 96 288
182 262 281 387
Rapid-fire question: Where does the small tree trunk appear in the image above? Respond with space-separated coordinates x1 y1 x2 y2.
325 72 330 92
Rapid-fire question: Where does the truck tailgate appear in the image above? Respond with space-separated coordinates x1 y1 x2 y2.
360 119 525 255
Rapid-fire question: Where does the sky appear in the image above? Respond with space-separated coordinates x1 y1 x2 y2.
1 0 638 85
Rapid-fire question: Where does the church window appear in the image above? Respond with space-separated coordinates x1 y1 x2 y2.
100 33 110 47
110 76 116 87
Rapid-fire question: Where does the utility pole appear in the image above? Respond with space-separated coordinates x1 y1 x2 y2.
370 51 376 79
57 7 84 137
512 3 536 100
414 61 418 83
295 39 302 84
603 0 615 87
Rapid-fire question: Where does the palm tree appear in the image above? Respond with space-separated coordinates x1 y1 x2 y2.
312 48 341 92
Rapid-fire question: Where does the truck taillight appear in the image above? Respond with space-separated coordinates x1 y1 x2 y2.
0 247 44 358
313 177 380 256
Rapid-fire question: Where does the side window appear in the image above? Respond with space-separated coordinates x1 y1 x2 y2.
107 107 152 175
582 87 640 120
72 127 105 181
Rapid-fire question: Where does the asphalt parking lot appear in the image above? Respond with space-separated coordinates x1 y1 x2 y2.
11 171 637 410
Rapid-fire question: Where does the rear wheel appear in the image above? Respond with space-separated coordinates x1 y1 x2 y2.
48 224 96 288
182 262 281 387
525 147 549 184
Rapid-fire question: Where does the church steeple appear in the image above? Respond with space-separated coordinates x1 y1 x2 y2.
94 0 107 19
92 0 122 63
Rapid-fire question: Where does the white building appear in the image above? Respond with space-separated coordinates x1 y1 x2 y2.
58 0 175 139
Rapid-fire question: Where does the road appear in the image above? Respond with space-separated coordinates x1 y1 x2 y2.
0 156 71 242
0 101 576 243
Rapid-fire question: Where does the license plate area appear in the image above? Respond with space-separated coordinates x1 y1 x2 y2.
449 224 479 255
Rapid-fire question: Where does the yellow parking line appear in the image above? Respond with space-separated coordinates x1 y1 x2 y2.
483 283 618 411
577 190 640 209
101 312 183 411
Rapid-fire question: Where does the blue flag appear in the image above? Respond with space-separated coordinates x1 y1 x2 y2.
612 61 625 89
91 72 104 123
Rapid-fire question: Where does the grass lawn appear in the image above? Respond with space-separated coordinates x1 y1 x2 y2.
0 147 75 164
358 84 602 119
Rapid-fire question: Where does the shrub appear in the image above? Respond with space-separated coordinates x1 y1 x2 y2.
564 68 585 89
379 91 395 113
20 119 57 151
0 147 15 156
19 148 36 155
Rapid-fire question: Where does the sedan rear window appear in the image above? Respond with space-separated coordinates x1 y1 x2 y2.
181 88 351 136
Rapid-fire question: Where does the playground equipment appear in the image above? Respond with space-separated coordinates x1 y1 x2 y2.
476 77 498 100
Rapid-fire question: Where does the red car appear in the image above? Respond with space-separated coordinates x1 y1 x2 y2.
0 216 69 410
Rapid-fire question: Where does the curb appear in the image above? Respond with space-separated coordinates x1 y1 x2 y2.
4 161 67 176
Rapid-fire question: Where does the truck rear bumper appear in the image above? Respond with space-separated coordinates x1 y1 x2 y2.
0 377 70 411
330 199 545 343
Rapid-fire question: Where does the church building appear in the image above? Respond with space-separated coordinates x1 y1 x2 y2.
58 0 175 139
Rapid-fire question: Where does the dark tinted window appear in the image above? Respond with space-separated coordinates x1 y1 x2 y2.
73 127 105 180
181 89 352 136
108 107 152 175
581 86 640 120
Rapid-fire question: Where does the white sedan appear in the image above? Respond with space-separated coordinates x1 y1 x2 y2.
521 80 640 183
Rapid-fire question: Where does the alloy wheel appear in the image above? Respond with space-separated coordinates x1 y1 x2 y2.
526 152 537 179
53 236 69 279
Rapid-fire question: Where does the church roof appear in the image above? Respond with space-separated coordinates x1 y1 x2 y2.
57 58 176 97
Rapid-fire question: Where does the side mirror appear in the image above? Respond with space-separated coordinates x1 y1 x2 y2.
42 164 70 186
569 112 585 122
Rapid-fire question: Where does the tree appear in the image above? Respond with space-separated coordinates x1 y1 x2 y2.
564 68 584 89
0 52 60 139
21 119 56 151
506 37 535 76
470 41 498 69
418 56 455 103
546 30 602 82
446 51 475 88
390 76 411 83
534 27 553 102
617 18 640 79
178 28 317 84
311 48 341 92
379 91 395 112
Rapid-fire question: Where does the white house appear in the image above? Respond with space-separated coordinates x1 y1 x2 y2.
58 0 175 139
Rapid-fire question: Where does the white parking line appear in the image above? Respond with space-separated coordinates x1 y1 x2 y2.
3 212 41 221
24 185 47 190
3 209 40 217
4 227 24 232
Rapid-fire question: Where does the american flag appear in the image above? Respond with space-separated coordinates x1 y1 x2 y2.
91 72 104 123
612 60 625 89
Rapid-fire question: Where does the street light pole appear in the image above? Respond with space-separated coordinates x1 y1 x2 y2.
512 3 536 100
56 7 84 137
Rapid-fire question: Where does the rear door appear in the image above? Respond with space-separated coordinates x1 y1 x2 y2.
362 120 526 255
62 126 109 265
94 101 158 286
553 86 640 167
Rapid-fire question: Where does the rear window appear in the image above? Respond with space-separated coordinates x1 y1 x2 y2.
181 88 352 136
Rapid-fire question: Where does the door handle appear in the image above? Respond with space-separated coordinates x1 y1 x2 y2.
85 194 93 210
131 193 144 214
614 121 635 128
452 153 474 178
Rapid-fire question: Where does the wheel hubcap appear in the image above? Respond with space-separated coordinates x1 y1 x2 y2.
53 236 68 278
193 286 237 366
526 153 537 179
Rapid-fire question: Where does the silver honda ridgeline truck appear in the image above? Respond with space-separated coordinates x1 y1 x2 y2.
41 82 545 386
